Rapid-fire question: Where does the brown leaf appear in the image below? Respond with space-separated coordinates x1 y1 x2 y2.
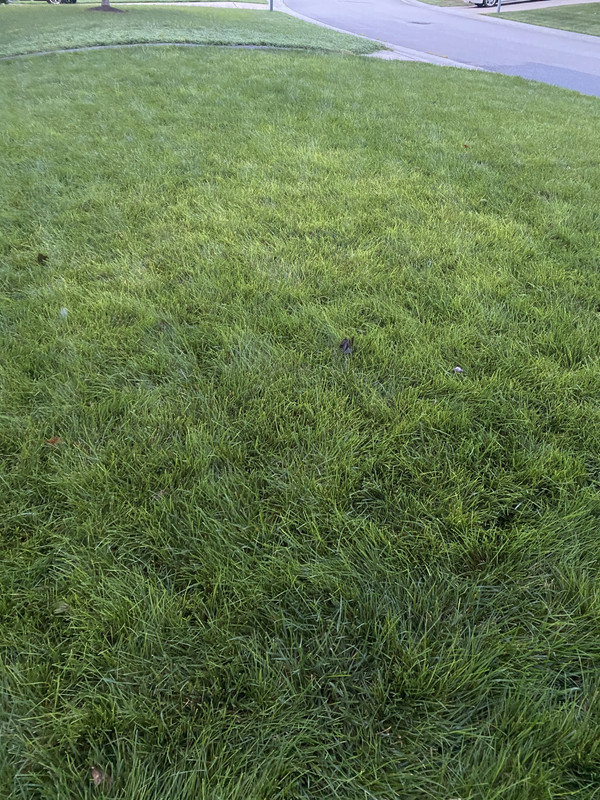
45 436 65 447
463 143 470 149
91 767 105 787
37 253 49 264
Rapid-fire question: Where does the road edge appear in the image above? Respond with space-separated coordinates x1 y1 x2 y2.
275 0 481 67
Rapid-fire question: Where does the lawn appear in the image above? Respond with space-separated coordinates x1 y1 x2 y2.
0 6 377 57
501 2 600 35
12 0 269 5
2 15 600 800
75 0 269 4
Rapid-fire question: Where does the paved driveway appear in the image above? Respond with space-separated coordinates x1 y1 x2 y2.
283 0 600 96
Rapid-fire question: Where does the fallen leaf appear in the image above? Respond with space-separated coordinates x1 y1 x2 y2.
37 252 49 264
339 337 354 356
463 143 470 149
91 767 105 787
53 601 70 616
46 436 65 446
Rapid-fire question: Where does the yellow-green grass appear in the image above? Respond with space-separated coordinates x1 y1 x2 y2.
2 35 600 800
0 5 378 57
502 2 600 36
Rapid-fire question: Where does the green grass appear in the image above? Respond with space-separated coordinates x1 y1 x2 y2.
81 0 269 4
13 0 269 5
2 33 600 800
0 6 377 57
501 2 600 35
87 0 269 4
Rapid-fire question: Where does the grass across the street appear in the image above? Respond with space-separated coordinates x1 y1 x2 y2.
2 12 600 800
0 6 376 57
501 2 600 35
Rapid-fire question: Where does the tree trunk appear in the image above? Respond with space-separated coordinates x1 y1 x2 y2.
101 0 110 8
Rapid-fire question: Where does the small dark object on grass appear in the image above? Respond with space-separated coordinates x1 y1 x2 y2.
339 337 354 356
37 253 49 264
91 767 106 787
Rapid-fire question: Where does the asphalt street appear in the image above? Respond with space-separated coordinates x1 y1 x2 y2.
283 0 600 96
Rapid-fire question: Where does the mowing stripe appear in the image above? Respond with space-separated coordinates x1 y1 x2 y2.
0 41 345 60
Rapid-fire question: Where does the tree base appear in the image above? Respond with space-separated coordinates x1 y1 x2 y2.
88 5 126 11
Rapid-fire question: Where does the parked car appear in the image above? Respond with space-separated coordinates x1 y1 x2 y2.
32 0 77 4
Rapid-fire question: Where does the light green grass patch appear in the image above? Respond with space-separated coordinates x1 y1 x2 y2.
0 5 377 57
501 2 600 35
1 42 600 800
